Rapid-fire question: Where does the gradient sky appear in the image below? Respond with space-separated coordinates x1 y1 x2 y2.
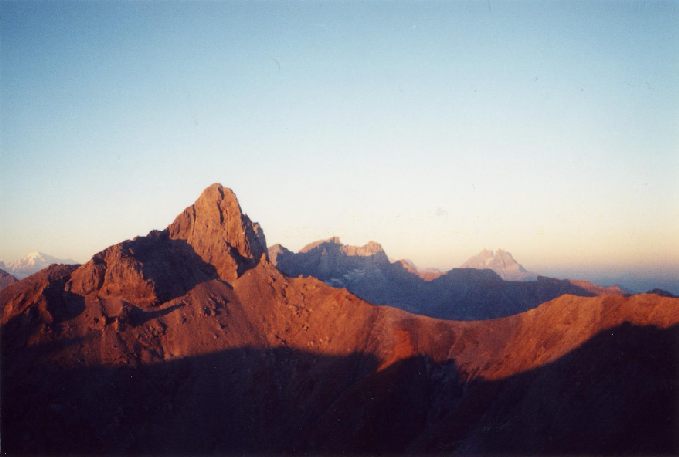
1 1 678 288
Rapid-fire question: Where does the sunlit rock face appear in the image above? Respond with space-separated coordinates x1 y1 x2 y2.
67 184 267 307
167 183 268 281
2 183 678 455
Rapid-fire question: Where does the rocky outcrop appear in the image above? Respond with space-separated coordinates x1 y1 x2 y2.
167 183 268 281
0 264 79 327
68 231 218 306
298 237 389 261
67 184 266 306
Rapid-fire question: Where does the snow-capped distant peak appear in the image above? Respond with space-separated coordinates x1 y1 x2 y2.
21 251 50 266
1 252 79 279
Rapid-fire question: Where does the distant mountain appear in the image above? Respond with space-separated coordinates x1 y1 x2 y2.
2 183 678 455
270 238 620 320
270 237 390 288
647 288 677 298
0 268 17 291
1 252 79 279
461 248 538 281
394 259 443 281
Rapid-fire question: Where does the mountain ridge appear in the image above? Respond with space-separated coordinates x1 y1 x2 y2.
269 238 623 319
2 183 678 454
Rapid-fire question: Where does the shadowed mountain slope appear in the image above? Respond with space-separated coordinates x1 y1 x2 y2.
393 258 444 280
0 268 17 290
270 238 622 320
2 183 678 455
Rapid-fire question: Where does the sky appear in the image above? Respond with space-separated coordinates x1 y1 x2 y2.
1 1 678 291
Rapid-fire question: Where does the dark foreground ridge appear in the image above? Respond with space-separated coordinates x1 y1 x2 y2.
2 183 678 455
3 324 678 454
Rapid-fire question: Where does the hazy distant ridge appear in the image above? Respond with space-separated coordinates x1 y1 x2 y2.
0 252 79 279
269 238 621 319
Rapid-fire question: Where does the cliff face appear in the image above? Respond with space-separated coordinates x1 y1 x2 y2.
2 183 678 455
167 183 268 281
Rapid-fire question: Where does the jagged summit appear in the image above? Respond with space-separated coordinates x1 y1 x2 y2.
68 184 269 305
298 237 386 258
268 243 292 267
343 240 385 258
299 236 342 253
167 183 268 280
268 237 389 286
464 249 517 268
461 248 537 281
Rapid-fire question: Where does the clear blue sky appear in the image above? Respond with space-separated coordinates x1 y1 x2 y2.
1 1 678 288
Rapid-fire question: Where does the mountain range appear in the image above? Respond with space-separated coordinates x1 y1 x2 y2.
2 183 677 455
0 251 78 279
271 238 622 320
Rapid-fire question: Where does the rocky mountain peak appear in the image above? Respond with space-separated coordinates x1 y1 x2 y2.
68 184 268 305
396 258 418 272
268 244 292 267
167 183 268 281
341 241 386 258
461 248 537 281
298 237 387 260
299 237 341 253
